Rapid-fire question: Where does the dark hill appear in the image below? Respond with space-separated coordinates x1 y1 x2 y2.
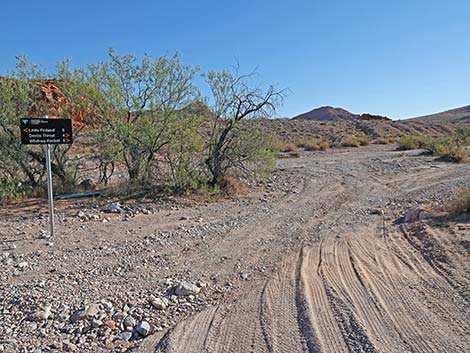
292 106 391 122
292 106 358 121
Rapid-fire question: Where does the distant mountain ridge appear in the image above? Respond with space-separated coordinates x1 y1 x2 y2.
408 105 470 124
291 106 390 121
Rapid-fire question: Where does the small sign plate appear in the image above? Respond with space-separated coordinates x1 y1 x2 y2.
20 118 73 145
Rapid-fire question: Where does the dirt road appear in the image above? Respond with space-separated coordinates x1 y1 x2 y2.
1 145 469 353
145 223 469 353
138 146 470 353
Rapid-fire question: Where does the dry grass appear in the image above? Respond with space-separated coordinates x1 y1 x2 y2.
281 143 297 152
220 177 248 197
319 141 330 151
294 137 330 151
341 135 370 147
447 188 470 216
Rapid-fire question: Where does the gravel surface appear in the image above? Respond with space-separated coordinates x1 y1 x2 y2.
1 144 469 352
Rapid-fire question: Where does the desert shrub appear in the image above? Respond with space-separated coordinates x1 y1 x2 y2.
359 137 370 146
453 127 470 147
341 136 360 147
422 137 469 163
341 135 369 147
397 135 429 150
319 141 330 151
295 137 319 150
0 177 30 202
423 137 452 155
222 125 280 181
297 137 330 151
281 142 297 152
439 147 469 163
220 176 248 196
447 188 470 216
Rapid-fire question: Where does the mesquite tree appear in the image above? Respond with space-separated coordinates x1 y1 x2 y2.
88 49 200 182
205 68 284 185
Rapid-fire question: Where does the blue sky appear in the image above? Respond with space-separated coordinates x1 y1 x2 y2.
1 0 469 119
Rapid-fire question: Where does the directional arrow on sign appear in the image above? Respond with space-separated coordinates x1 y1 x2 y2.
20 118 73 145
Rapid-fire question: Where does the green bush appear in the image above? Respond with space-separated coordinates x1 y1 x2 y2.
341 135 369 147
0 177 29 201
295 137 330 151
440 148 469 163
421 137 468 163
397 135 429 150
319 141 330 151
453 128 470 147
447 188 470 215
423 137 452 155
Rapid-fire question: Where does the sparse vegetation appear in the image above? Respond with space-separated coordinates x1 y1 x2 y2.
219 176 248 197
0 53 283 200
454 127 470 147
397 135 429 150
341 135 370 147
319 141 330 151
0 177 30 202
447 188 470 216
398 134 469 163
294 137 330 151
281 143 297 152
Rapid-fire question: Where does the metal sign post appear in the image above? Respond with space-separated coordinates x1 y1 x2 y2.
20 116 74 239
44 116 55 239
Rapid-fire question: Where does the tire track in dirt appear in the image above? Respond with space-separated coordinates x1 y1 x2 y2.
145 222 469 353
137 147 469 353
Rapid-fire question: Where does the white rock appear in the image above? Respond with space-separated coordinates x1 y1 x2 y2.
106 202 123 213
136 321 151 336
28 304 52 322
175 281 200 296
17 261 28 269
85 303 100 318
149 297 167 310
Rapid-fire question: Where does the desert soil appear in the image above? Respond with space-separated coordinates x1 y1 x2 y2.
1 144 469 353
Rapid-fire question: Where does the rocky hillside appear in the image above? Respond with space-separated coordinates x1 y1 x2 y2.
256 118 456 143
409 105 470 124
